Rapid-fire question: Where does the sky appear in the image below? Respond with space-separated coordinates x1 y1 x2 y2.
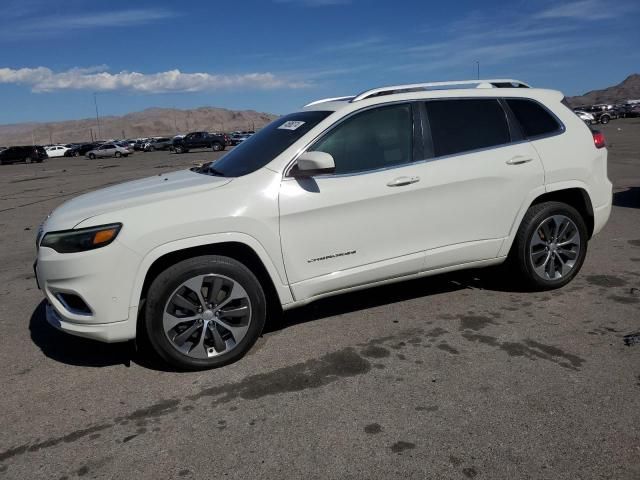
0 0 639 124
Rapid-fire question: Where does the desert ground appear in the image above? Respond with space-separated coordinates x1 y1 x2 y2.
0 121 638 479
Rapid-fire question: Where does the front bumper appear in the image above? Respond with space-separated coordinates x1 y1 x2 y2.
46 302 136 342
35 239 141 342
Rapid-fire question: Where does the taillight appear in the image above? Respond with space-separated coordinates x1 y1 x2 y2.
592 130 606 149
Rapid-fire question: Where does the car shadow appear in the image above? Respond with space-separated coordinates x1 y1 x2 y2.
28 301 173 372
29 265 526 370
266 265 527 334
613 187 640 209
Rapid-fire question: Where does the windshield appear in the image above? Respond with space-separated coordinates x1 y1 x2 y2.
200 110 331 177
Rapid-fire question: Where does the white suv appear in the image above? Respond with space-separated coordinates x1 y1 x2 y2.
34 79 612 370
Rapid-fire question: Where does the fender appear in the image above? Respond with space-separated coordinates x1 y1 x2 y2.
498 180 594 257
128 232 294 311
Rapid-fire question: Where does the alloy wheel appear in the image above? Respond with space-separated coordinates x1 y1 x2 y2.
162 274 252 359
529 214 581 280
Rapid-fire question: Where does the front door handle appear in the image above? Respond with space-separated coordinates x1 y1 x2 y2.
387 176 420 187
506 156 533 165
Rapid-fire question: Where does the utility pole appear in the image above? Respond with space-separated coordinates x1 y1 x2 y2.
93 92 102 140
476 61 480 80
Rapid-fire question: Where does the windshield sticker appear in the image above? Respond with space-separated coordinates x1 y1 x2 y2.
278 120 306 131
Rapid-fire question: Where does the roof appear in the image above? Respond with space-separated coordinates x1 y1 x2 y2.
301 78 562 112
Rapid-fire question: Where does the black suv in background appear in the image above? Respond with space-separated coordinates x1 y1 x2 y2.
0 146 47 165
64 143 102 157
172 132 226 153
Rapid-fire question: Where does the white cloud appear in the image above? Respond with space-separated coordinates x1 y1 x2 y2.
0 67 310 93
534 0 629 20
1 8 178 38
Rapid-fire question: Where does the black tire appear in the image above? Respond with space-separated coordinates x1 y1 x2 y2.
144 255 267 370
74 151 80 157
174 146 183 154
115 152 121 158
600 115 610 124
25 157 32 164
510 201 588 290
149 146 155 152
88 153 95 160
212 142 223 152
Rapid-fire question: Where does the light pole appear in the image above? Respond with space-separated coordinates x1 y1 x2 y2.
93 92 102 140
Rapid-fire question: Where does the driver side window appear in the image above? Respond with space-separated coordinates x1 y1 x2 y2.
310 103 413 175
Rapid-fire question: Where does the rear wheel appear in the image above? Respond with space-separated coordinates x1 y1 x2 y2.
25 157 32 164
600 115 610 124
149 146 155 152
74 151 80 157
511 201 588 290
212 142 223 152
115 152 121 158
145 255 266 370
88 153 95 159
174 146 183 154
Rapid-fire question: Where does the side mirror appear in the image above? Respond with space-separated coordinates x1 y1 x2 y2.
291 151 335 177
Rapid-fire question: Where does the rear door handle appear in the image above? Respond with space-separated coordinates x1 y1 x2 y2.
387 176 420 187
506 156 533 165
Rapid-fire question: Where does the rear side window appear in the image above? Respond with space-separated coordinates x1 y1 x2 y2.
506 99 561 138
311 103 413 175
425 99 510 157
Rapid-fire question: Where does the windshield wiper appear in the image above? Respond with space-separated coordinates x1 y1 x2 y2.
206 166 226 177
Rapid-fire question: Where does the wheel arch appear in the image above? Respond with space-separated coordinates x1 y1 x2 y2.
131 236 292 320
500 185 595 257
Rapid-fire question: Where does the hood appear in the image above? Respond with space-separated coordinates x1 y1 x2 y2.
44 169 232 231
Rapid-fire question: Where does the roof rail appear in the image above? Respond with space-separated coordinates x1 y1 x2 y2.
351 79 531 102
304 95 353 107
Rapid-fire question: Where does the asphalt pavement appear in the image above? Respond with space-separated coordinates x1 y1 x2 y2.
0 123 639 479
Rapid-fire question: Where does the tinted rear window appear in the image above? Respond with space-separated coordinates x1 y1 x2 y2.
425 99 510 157
506 99 562 138
204 111 331 177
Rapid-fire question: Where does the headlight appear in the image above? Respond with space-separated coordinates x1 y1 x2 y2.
40 223 122 253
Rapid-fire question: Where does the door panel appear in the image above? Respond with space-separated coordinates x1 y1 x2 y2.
407 142 544 270
279 163 430 298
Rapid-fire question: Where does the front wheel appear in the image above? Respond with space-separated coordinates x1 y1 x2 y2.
600 115 610 124
74 151 80 157
25 157 32 164
88 153 96 159
115 152 121 158
510 201 588 290
212 142 223 152
144 255 266 370
174 146 183 154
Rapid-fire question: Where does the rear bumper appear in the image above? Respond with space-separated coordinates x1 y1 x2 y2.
592 181 613 236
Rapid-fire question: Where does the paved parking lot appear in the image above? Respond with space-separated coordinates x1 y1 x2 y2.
1 123 639 479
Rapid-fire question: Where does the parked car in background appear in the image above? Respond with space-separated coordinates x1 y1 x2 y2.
210 133 232 147
230 133 252 145
134 139 149 151
45 145 70 158
115 141 134 154
86 143 131 159
574 110 595 124
172 131 226 153
578 104 617 124
615 103 640 118
144 137 173 151
65 143 101 157
0 145 47 164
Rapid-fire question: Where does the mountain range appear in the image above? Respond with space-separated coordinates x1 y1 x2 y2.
566 74 640 106
0 107 278 146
